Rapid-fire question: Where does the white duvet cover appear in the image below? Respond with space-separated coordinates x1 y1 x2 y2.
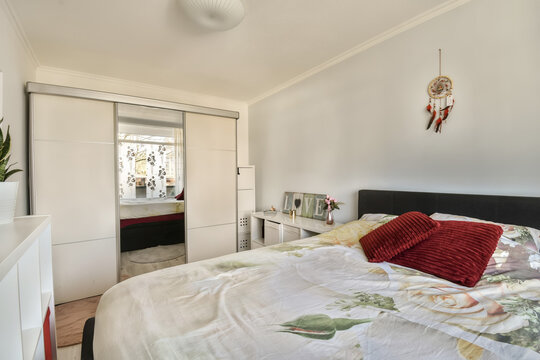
119 198 184 219
94 220 540 359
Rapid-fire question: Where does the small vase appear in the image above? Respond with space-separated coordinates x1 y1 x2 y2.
326 210 334 225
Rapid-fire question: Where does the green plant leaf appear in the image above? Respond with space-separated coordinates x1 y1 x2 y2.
0 164 5 182
0 120 22 181
0 127 11 162
4 169 22 181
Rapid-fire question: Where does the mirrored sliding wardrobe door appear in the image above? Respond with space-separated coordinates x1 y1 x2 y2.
185 113 237 262
116 104 185 279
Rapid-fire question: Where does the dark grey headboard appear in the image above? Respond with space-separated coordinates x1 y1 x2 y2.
358 189 540 229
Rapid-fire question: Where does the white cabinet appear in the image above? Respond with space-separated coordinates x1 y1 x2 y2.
282 224 301 242
185 113 237 262
0 216 56 360
238 166 255 251
264 220 281 246
30 94 117 303
251 212 341 248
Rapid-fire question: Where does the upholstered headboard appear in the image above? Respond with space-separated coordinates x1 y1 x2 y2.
358 189 540 229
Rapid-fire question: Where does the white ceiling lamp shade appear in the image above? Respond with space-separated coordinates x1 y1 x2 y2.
179 0 245 31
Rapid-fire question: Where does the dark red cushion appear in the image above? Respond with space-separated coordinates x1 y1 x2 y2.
175 189 184 200
360 211 439 262
390 221 503 287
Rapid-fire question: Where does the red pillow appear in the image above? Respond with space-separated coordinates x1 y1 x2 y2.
360 211 440 262
175 189 184 200
390 221 503 287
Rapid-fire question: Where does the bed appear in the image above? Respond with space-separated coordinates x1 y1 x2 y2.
120 198 185 252
92 190 540 359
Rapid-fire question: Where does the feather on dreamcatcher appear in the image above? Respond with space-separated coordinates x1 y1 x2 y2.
426 49 454 133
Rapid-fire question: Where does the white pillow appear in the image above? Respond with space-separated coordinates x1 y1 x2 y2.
430 213 540 253
359 213 397 223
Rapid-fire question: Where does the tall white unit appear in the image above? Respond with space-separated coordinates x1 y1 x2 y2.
30 94 117 304
0 216 56 360
237 166 255 251
185 113 237 262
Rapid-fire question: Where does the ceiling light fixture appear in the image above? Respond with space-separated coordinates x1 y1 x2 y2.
179 0 245 31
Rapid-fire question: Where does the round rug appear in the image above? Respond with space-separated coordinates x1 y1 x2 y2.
127 244 185 264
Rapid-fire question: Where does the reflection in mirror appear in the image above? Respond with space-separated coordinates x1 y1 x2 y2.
116 104 186 280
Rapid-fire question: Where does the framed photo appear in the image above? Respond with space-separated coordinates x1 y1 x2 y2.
282 192 329 220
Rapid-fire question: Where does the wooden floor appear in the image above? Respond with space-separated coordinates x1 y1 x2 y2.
55 295 101 347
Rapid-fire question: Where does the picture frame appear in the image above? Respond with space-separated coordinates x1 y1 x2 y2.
282 192 328 220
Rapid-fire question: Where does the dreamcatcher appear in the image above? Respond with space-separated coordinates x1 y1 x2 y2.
426 49 454 133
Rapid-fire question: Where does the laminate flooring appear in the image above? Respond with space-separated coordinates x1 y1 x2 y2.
56 295 101 347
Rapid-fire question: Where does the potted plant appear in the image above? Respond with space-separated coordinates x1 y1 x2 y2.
0 117 22 224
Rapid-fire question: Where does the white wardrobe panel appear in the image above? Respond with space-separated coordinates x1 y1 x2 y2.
187 224 236 262
186 113 236 151
185 113 237 263
52 238 117 304
33 141 116 244
32 94 114 143
186 149 236 229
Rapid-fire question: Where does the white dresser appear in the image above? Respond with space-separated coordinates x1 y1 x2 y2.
0 216 56 360
250 212 341 248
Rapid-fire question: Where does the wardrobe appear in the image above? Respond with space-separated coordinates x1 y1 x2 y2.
28 82 239 304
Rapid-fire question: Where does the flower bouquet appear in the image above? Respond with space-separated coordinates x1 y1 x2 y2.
324 195 343 225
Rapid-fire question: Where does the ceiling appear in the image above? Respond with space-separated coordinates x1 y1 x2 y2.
10 0 451 102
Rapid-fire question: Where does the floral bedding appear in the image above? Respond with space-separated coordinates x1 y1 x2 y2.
94 220 540 359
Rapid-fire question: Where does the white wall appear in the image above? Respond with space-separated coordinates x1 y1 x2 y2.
249 0 540 222
0 1 37 215
36 67 249 165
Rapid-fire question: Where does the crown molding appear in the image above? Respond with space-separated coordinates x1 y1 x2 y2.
248 0 472 105
1 0 40 67
36 66 246 109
